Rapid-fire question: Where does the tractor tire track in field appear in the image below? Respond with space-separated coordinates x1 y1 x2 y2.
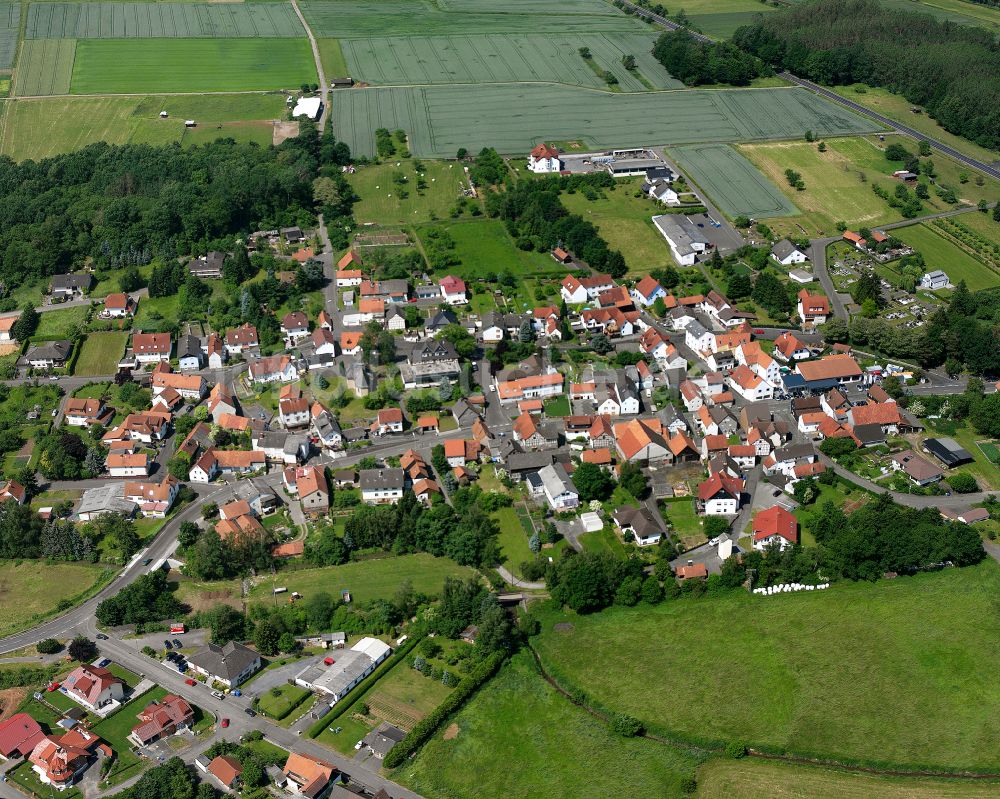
526 643 1000 782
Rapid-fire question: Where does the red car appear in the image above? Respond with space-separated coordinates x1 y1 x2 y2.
221 718 230 728
185 678 197 687
46 682 60 692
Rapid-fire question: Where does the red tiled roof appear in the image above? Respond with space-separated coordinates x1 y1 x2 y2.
752 506 798 544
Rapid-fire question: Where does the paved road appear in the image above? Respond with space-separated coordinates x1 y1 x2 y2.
494 565 545 590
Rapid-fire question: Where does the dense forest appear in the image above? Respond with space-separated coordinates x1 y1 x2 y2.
732 0 1000 149
0 121 353 287
652 30 767 86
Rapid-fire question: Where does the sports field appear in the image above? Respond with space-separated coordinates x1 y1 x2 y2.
0 3 19 69
892 222 999 291
0 94 287 160
13 39 76 96
696 760 1000 799
533 561 1000 771
25 2 305 38
670 143 798 219
300 0 647 37
70 38 315 93
338 33 681 91
333 85 881 158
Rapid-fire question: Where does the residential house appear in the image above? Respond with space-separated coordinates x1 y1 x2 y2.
283 465 330 514
496 373 564 405
187 642 261 688
24 340 73 369
527 142 561 173
773 331 811 362
539 463 579 510
189 251 225 279
684 320 714 356
444 439 481 467
282 312 310 342
0 713 44 759
29 730 107 790
752 506 798 551
920 270 950 290
207 755 243 790
360 469 405 505
890 450 944 486
614 418 670 463
402 339 460 388
189 449 266 482
281 753 340 799
279 397 311 429
362 725 406 761
62 665 124 714
124 476 181 517
128 695 194 747
249 355 299 384
49 273 93 300
64 398 113 428
336 268 364 289
652 214 709 266
206 383 238 420
107 453 149 478
797 289 829 327
151 370 207 400
103 292 136 318
206 333 225 368
697 472 744 515
560 273 614 304
513 412 557 451
795 354 863 389
614 505 663 546
132 332 172 364
0 315 16 343
679 380 703 412
340 332 362 357
439 275 467 305
771 240 808 265
224 324 259 355
312 406 343 449
371 408 404 436
728 364 774 401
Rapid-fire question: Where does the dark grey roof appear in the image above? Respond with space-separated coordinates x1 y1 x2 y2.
506 451 554 473
774 443 816 462
26 340 72 361
426 309 458 329
924 437 973 466
411 339 458 363
51 273 93 291
188 641 258 681
359 468 405 491
363 723 406 756
177 335 202 359
771 239 804 260
853 423 886 445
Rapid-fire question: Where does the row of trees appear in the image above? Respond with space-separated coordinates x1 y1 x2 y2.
732 0 1000 149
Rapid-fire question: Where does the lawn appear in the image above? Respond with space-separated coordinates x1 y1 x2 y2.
133 294 180 331
533 560 1000 771
663 499 704 549
256 683 311 720
8 761 81 799
671 143 798 219
495 506 533 575
70 38 316 93
792 480 867 543
73 331 130 376
396 651 700 798
350 160 468 226
578 526 628 557
891 223 998 292
92 686 167 784
737 138 902 238
33 305 89 341
317 38 347 78
829 85 999 166
696 758 1000 798
420 218 557 280
0 561 109 637
178 553 475 610
560 178 679 274
542 395 571 417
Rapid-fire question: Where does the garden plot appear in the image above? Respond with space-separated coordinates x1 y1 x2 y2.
671 143 798 219
332 84 881 158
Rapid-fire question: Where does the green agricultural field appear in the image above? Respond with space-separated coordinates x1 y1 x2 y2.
397 651 700 798
33 305 89 340
339 33 680 92
333 85 881 158
0 94 286 160
0 561 108 638
14 39 76 96
70 39 315 94
73 331 129 376
830 85 999 165
892 223 999 292
696 759 1000 799
671 143 798 219
301 0 647 37
350 160 468 225
25 2 305 38
560 179 676 273
0 4 20 69
738 138 903 237
533 561 1000 771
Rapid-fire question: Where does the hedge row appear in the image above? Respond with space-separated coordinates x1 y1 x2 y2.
306 635 422 738
383 650 506 768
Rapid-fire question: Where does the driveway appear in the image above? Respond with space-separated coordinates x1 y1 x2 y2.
553 517 585 552
247 657 317 696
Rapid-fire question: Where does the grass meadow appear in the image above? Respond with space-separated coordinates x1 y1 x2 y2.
696 759 1000 799
350 160 468 226
73 331 130 375
70 38 315 93
532 561 1000 770
33 305 89 340
0 561 107 637
892 223 998 292
397 651 701 798
317 38 347 78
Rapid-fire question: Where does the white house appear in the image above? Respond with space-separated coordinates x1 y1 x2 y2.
698 473 743 516
630 275 666 307
752 506 799 551
439 275 467 305
652 214 708 266
771 240 809 266
539 463 578 510
248 355 299 384
684 320 713 355
528 143 561 174
359 468 405 505
920 270 950 290
106 453 149 478
279 398 310 429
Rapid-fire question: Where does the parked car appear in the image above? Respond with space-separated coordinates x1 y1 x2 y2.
221 718 229 728
96 633 108 640
46 682 60 692
354 740 364 750
172 639 182 648
244 709 256 717
185 678 197 686
163 640 172 649
211 690 224 700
